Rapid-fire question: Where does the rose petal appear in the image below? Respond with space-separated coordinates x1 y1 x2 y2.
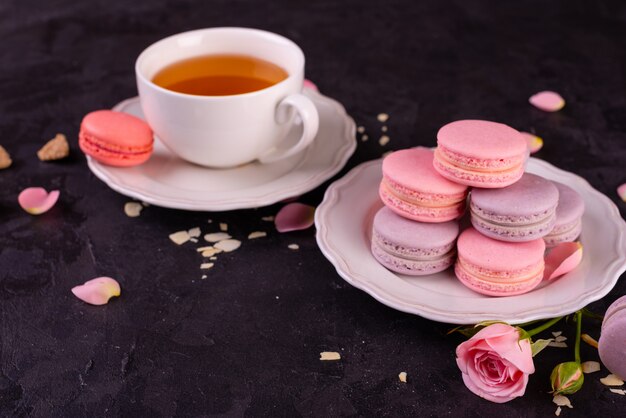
275 203 315 232
544 242 583 280
303 79 319 92
18 187 60 215
520 132 544 154
529 91 565 112
71 277 120 305
617 183 626 202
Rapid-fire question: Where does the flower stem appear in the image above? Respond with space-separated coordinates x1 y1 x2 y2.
574 311 582 364
527 316 564 337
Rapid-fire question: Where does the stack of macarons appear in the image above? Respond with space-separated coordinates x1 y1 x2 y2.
372 119 585 297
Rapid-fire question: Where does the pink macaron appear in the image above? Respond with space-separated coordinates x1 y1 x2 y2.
455 227 546 296
379 147 469 223
544 182 584 247
79 110 154 166
470 173 559 242
434 120 528 188
371 206 459 275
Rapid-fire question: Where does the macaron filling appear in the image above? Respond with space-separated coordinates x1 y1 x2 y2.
373 230 455 260
80 132 153 156
372 242 456 275
455 261 544 296
436 145 527 171
470 201 558 225
380 183 466 221
433 153 525 185
381 177 467 207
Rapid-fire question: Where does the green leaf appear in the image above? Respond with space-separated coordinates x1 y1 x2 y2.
531 339 553 357
581 308 604 321
474 320 508 328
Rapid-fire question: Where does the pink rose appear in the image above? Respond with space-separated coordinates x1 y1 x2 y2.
456 323 535 403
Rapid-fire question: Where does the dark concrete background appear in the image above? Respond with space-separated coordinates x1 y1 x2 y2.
0 0 625 416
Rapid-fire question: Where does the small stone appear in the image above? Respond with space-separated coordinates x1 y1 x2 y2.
377 113 389 122
124 202 143 217
600 374 624 386
0 145 12 169
214 239 241 252
248 231 267 239
357 126 365 133
219 223 228 232
204 232 231 243
288 243 299 250
399 372 407 383
169 230 190 245
188 227 201 238
200 263 214 270
581 361 601 374
379 135 390 146
37 133 69 161
320 351 341 361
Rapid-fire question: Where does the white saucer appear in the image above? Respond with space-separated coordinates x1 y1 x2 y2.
87 88 356 211
315 157 626 324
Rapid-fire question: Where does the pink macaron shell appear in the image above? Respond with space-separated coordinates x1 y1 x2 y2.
382 148 467 195
437 120 528 159
456 227 545 275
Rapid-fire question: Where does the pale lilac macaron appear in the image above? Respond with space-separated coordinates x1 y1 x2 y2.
379 147 468 223
455 227 545 296
470 173 559 242
371 206 459 276
599 295 626 380
434 120 529 188
544 182 584 247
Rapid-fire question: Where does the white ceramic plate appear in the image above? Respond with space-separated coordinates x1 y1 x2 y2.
87 88 356 211
315 157 626 324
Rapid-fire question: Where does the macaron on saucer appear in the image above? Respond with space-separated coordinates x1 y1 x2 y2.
544 181 585 247
434 120 528 188
379 148 468 222
79 110 153 167
371 206 459 275
470 173 559 242
455 227 546 297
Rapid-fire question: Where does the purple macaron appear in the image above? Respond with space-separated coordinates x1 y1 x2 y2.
599 295 626 380
470 173 559 242
544 182 584 247
371 206 459 275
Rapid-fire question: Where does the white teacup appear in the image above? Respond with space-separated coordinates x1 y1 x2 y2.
135 27 319 168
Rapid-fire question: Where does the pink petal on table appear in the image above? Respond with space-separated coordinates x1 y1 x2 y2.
544 242 583 281
617 183 626 202
529 91 565 112
18 187 60 215
275 203 316 232
71 277 121 305
303 79 319 92
520 132 544 154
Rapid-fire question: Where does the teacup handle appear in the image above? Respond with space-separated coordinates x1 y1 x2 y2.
258 93 319 164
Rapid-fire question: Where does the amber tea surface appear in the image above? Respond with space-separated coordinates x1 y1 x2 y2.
152 54 289 96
